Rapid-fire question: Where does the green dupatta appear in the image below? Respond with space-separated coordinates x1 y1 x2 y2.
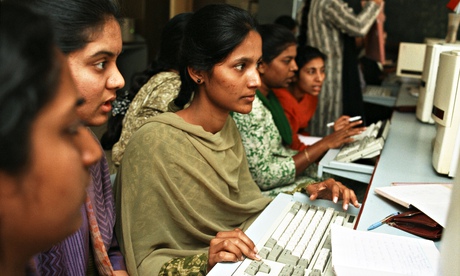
256 89 292 145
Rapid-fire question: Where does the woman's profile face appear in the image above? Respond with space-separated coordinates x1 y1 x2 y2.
296 57 326 97
67 17 125 127
200 30 262 115
259 44 298 89
3 54 102 254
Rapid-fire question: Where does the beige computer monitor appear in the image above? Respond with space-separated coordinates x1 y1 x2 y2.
396 42 426 79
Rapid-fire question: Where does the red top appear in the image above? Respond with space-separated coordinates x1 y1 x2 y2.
273 87 318 151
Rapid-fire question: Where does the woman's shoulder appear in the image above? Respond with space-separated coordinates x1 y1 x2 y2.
137 71 180 98
273 88 297 105
232 96 267 122
272 87 292 98
148 71 181 84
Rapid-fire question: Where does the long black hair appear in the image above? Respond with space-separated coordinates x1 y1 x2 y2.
122 12 192 104
0 2 60 174
173 4 259 109
258 23 297 64
25 0 122 54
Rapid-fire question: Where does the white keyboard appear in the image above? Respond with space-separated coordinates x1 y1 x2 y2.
335 120 390 163
363 85 393 97
231 201 356 276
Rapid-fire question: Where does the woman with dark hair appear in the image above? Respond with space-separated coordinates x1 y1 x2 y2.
273 45 365 151
0 2 101 275
232 24 362 196
115 4 358 275
297 0 382 137
109 12 192 166
20 0 128 274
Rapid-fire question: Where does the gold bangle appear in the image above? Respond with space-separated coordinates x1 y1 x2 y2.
304 148 311 162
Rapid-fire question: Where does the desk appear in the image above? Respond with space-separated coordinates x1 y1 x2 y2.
394 81 420 110
355 111 451 248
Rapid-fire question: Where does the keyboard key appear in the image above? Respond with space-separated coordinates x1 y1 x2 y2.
278 249 299 265
308 269 322 276
259 262 271 274
280 264 295 276
267 244 283 261
244 261 260 276
313 248 330 272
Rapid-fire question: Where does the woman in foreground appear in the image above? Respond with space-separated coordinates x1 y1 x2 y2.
23 0 128 274
0 2 101 275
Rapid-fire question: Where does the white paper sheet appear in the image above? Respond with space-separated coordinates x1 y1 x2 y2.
331 225 440 276
298 134 322 146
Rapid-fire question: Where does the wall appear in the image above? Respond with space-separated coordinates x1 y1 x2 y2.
120 0 170 62
384 0 457 61
119 0 460 64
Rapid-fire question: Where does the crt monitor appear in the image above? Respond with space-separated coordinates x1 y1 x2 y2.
396 42 426 79
416 43 460 124
432 50 460 177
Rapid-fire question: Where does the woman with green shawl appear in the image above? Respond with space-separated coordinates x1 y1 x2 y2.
114 4 360 276
232 24 363 198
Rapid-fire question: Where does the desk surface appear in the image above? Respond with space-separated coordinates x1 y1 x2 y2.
355 111 451 247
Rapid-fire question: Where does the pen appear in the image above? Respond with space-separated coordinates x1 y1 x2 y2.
367 211 400 231
327 116 361 128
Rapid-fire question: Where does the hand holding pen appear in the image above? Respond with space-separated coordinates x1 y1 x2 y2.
367 211 401 231
327 116 362 131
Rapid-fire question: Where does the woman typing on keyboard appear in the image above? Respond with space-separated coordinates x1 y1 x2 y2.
114 4 360 276
232 24 365 197
273 44 365 152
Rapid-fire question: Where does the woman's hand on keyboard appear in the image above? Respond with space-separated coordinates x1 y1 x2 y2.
321 122 365 149
306 178 360 210
207 228 261 272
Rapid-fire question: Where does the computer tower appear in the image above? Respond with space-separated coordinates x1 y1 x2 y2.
416 43 460 124
432 50 460 177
